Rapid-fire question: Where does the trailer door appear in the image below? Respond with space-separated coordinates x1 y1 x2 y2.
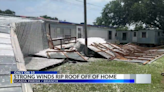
132 32 137 42
76 26 83 38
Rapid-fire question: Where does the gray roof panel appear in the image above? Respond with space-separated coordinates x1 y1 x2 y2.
0 64 18 75
0 27 10 34
0 33 10 39
0 56 16 64
0 44 12 50
0 49 14 56
0 38 11 44
0 75 21 88
0 87 22 92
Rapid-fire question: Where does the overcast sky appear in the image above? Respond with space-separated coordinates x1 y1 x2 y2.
0 0 112 24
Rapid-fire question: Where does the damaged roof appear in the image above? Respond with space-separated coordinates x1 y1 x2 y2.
0 25 23 92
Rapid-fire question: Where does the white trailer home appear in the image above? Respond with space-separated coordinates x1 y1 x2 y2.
44 21 117 45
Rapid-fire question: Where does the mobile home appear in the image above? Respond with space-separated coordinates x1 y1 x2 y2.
45 21 117 45
116 31 132 44
116 29 164 45
137 29 164 45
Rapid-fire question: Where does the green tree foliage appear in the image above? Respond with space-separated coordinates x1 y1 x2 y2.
0 9 15 15
95 0 125 27
0 9 2 13
40 15 58 20
134 23 144 31
4 9 15 15
93 17 103 25
95 0 164 30
116 26 128 31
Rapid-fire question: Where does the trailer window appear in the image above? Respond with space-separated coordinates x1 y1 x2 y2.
142 32 147 38
134 32 136 37
56 28 63 38
122 33 127 40
78 28 82 38
64 29 71 38
64 29 71 42
108 31 112 40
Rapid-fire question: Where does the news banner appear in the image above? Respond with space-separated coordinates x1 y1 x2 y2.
10 71 151 84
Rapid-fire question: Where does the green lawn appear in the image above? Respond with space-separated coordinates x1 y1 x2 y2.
33 57 164 92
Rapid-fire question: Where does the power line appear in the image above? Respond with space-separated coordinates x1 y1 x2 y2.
59 0 103 11
75 0 104 8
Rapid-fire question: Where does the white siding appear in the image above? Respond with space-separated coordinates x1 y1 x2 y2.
87 27 116 43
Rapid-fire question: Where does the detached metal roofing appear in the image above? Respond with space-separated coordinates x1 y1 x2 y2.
0 26 22 92
0 15 37 92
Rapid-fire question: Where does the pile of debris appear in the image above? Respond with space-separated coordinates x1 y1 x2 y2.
25 37 164 70
35 37 164 65
72 37 164 64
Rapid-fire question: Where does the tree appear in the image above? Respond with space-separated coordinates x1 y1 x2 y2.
95 0 164 31
142 0 164 30
0 9 15 15
40 15 58 20
0 9 2 13
95 0 126 27
134 23 144 31
94 17 103 25
4 9 15 15
116 26 128 31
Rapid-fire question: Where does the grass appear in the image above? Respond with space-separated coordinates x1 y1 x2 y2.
33 57 164 92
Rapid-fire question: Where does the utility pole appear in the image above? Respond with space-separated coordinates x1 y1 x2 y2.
84 0 88 56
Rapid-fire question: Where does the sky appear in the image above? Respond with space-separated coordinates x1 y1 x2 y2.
0 0 113 24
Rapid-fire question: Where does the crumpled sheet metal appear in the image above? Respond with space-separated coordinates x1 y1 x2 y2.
73 38 164 64
34 48 89 61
